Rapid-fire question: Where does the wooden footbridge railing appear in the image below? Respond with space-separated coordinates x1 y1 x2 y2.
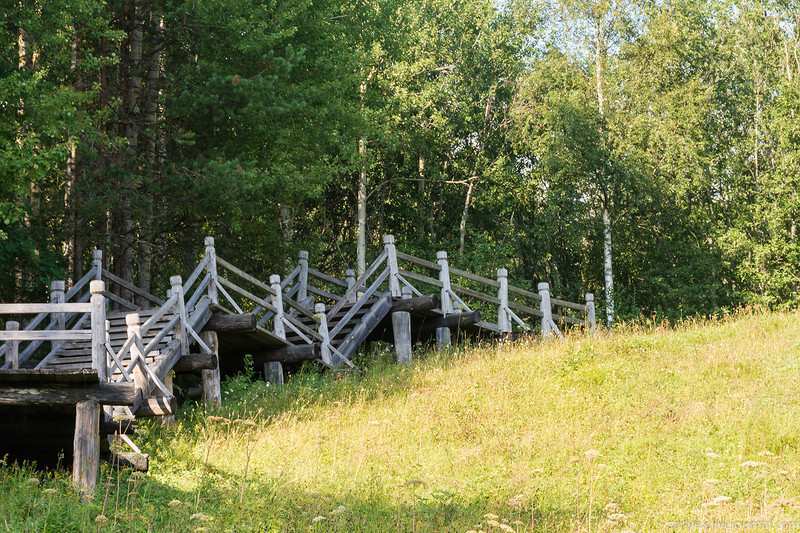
0 233 598 500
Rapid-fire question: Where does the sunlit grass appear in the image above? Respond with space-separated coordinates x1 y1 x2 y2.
3 309 800 531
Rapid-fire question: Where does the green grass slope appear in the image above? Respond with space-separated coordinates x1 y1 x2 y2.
3 311 800 532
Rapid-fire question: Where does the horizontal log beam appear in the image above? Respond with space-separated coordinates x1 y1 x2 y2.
418 310 482 332
252 344 320 363
0 382 135 406
100 418 136 435
204 313 256 334
391 294 438 314
172 353 219 372
134 395 177 417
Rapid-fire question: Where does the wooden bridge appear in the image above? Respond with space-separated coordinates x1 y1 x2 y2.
0 235 597 498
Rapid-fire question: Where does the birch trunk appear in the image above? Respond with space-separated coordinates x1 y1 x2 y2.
357 135 367 276
602 205 614 328
459 178 476 256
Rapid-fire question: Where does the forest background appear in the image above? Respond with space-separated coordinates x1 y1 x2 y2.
1 0 798 326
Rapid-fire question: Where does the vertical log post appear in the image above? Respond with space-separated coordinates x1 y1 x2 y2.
538 282 553 338
383 235 402 297
205 237 219 305
200 330 221 408
92 249 103 280
436 251 453 348
392 286 413 365
264 362 284 385
586 293 596 334
50 281 65 350
497 268 511 335
316 302 333 367
170 276 189 354
73 399 100 500
90 280 107 382
127 313 148 399
345 269 356 304
6 321 18 369
270 275 286 340
162 372 176 425
298 251 309 307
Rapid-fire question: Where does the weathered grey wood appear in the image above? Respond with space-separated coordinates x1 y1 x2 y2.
254 344 319 363
307 285 343 303
102 290 139 311
185 273 210 311
396 251 442 272
307 268 349 289
553 313 583 325
142 313 180 355
0 382 136 405
508 300 545 318
335 294 393 364
345 269 356 303
329 269 389 339
217 256 277 297
507 284 543 302
280 264 301 289
264 361 284 385
448 266 501 289
551 297 587 312
204 313 256 333
217 276 279 316
101 269 164 306
420 310 482 332
0 303 91 314
172 352 219 372
51 281 66 350
282 311 323 342
384 235 402 297
92 249 103 280
181 253 211 298
200 330 221 408
90 281 107 382
0 368 100 384
114 451 149 472
391 294 438 313
392 287 412 365
73 400 100 500
0 330 92 341
65 267 97 301
170 276 189 354
586 293 596 333
328 248 388 318
398 269 443 289
134 395 177 417
127 314 148 398
298 251 309 303
497 268 511 334
435 327 451 349
6 322 18 369
450 282 501 306
270 274 286 340
205 237 219 305
475 320 501 333
437 251 455 316
538 282 559 338
315 303 333 367
99 418 136 435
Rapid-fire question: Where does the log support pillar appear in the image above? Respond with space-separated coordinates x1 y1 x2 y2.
497 268 511 335
436 251 453 349
200 330 221 408
264 362 284 385
392 286 412 365
73 400 100 500
539 282 553 338
586 293 596 334
315 302 333 367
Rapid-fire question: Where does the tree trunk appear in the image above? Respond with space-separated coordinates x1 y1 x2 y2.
603 205 614 327
459 178 476 256
357 135 367 276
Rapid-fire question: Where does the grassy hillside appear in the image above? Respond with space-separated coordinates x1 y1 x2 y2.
3 311 800 532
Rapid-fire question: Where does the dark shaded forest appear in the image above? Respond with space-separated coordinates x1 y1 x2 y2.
2 0 798 325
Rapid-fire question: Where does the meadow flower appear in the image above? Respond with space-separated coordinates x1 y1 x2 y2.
740 461 763 468
705 452 719 459
168 499 183 508
43 488 58 496
584 449 601 460
95 514 109 524
26 478 39 486
484 513 499 520
312 515 327 523
703 479 720 485
604 502 620 513
758 450 774 457
190 513 212 521
331 505 347 516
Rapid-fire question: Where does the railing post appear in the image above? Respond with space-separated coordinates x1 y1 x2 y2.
298 251 309 305
270 275 286 340
497 269 511 335
538 282 553 338
92 249 103 280
345 269 356 304
436 251 453 349
90 280 107 382
205 236 219 305
6 321 18 369
586 293 596 334
315 302 333 367
126 313 148 398
170 276 189 354
383 235 401 297
50 281 66 351
392 286 412 364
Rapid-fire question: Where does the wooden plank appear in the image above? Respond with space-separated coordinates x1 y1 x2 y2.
329 269 389 339
134 395 177 417
553 313 584 325
103 290 140 311
508 300 544 318
0 330 92 341
282 313 322 342
181 253 211 296
216 256 277 297
475 320 501 333
396 251 441 272
308 285 343 303
507 284 542 301
217 277 278 315
0 368 99 384
398 269 443 289
448 266 500 288
64 268 97 301
450 283 500 305
142 315 179 356
335 294 393 363
328 248 388 318
102 269 165 306
185 273 211 311
0 303 91 314
551 297 587 312
280 264 301 289
307 268 348 288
